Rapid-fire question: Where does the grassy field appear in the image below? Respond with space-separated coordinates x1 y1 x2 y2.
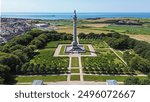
45 40 71 48
71 75 80 81
71 69 80 73
16 75 67 82
59 45 66 55
129 34 150 43
71 57 79 67
52 18 150 43
84 75 147 82
105 25 150 35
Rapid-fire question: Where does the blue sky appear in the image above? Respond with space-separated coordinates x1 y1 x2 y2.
1 0 150 12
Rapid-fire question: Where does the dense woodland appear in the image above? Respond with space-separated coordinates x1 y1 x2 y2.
0 29 72 84
124 73 150 85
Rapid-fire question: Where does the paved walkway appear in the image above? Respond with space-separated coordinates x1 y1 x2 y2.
54 44 97 57
79 56 84 81
53 45 62 57
109 48 127 65
67 57 72 82
88 45 97 56
53 41 130 84
67 53 84 82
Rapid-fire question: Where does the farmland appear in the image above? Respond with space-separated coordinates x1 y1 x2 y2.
105 25 150 35
50 18 150 42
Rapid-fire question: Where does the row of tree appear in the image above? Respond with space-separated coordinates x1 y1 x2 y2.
16 63 67 75
0 29 72 84
124 73 150 85
79 32 150 74
123 51 150 74
83 54 129 74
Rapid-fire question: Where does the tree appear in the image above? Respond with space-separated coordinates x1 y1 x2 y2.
39 64 45 74
148 72 150 79
140 79 150 85
129 56 150 73
33 64 38 74
124 77 140 85
12 49 27 63
0 64 10 84
0 54 21 74
21 63 29 74
0 77 4 84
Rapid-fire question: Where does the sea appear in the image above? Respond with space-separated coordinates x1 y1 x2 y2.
1 12 150 20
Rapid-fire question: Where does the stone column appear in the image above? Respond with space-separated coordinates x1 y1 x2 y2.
72 10 78 46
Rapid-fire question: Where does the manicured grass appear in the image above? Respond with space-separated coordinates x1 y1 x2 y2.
71 69 80 73
71 57 79 67
84 75 147 82
45 40 71 48
59 45 66 55
16 75 67 82
71 75 80 81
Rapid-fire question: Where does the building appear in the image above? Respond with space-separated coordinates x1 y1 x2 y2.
106 80 118 85
32 80 44 85
35 23 49 28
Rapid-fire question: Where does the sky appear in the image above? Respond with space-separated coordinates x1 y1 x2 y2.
1 0 150 12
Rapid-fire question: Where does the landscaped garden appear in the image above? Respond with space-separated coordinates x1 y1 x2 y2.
78 32 150 84
80 39 128 75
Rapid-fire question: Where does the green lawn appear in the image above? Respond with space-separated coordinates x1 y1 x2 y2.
71 57 79 67
16 75 67 82
71 69 80 73
71 75 80 81
84 75 147 82
45 40 71 48
59 45 66 55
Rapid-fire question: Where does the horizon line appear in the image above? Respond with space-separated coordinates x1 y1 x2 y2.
1 11 150 13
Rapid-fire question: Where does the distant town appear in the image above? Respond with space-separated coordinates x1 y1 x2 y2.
0 18 55 45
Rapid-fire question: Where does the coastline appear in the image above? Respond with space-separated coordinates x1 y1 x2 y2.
1 12 150 20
